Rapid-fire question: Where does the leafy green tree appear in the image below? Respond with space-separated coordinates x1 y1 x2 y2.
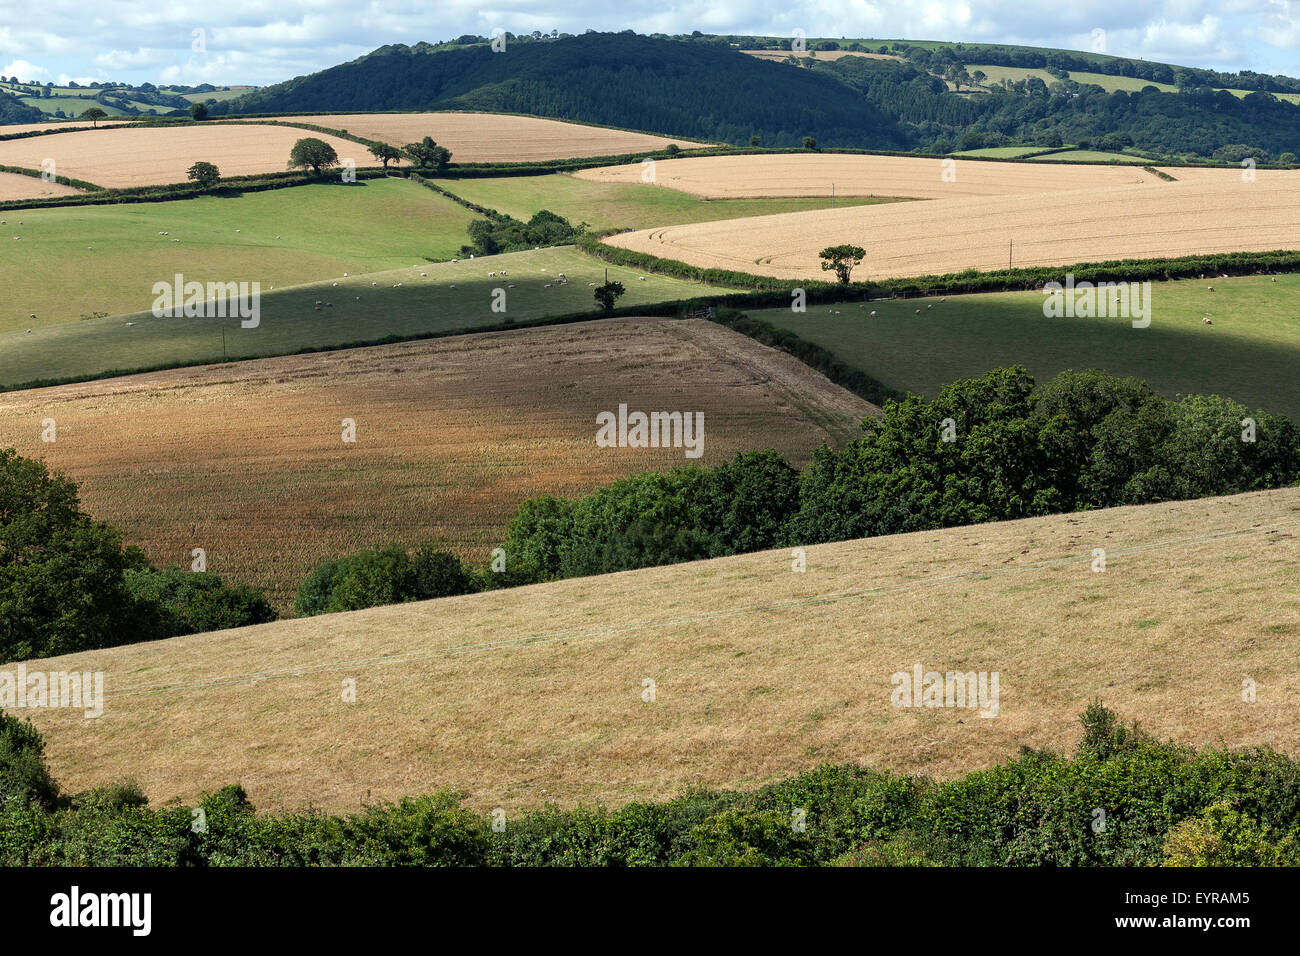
123 566 275 639
79 106 108 127
189 102 208 121
294 544 477 616
802 135 818 150
186 161 220 189
368 141 403 169
403 136 452 170
0 448 146 661
819 244 865 284
0 710 59 810
593 279 626 311
287 137 340 175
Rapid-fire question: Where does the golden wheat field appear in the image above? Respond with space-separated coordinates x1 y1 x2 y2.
574 152 1160 199
603 176 1300 280
259 112 712 161
17 485 1300 813
0 318 873 612
0 170 84 200
0 118 132 136
0 124 362 187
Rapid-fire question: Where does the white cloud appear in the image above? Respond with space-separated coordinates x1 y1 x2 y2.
1 58 51 82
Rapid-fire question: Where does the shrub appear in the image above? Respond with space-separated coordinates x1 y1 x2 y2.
295 544 477 616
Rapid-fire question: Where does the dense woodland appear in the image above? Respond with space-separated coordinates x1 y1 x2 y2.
205 32 1300 160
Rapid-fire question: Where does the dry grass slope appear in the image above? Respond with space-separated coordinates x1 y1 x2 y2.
15 486 1300 813
0 318 873 610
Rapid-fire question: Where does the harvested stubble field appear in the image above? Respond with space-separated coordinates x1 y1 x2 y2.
0 118 132 137
256 112 711 161
0 170 84 200
0 123 361 188
603 176 1300 280
574 152 1160 199
0 318 872 611
17 485 1300 813
740 49 902 62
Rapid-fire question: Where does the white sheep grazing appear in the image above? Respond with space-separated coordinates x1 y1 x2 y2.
420 273 427 277
29 313 36 319
315 300 322 305
638 276 646 281
927 304 932 310
870 310 877 316
1202 317 1213 325
26 329 32 333
507 284 515 289
450 284 456 289
915 309 921 314
332 282 338 287
125 322 135 327
235 229 241 233
372 282 378 286
489 272 496 277
1208 286 1214 291
343 273 349 277
544 284 551 289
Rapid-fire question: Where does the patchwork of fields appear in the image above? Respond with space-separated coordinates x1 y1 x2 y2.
0 318 872 610
0 170 84 200
18 485 1300 811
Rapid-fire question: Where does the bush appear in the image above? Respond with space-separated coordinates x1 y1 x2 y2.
125 566 276 638
0 710 59 810
1163 802 1300 866
295 544 477 616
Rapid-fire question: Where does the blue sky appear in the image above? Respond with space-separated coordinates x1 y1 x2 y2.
0 1 1296 87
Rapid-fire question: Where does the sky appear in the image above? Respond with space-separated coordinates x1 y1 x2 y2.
0 1 1296 88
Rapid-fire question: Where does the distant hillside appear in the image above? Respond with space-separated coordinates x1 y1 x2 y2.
211 33 909 149
0 89 43 125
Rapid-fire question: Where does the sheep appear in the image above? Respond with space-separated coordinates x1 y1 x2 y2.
507 284 515 289
235 229 241 233
1202 317 1213 325
870 310 877 316
927 304 933 310
489 272 496 277
125 322 135 327
915 309 921 314
1208 286 1214 292
332 282 338 287
638 276 646 281
372 282 378 286
343 273 349 277
544 284 552 289
450 284 456 289
274 235 280 240
420 273 427 277
315 300 322 305
25 329 31 334
29 313 36 319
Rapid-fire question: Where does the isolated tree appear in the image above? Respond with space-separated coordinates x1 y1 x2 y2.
403 136 452 170
287 137 340 176
819 244 866 284
368 141 403 169
971 69 987 87
186 161 220 189
802 135 818 150
593 279 626 312
189 101 208 121
664 142 680 155
749 134 761 147
79 106 108 128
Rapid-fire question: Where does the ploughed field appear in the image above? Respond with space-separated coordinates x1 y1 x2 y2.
0 318 873 611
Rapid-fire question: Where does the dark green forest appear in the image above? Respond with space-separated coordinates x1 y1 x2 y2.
209 32 1300 160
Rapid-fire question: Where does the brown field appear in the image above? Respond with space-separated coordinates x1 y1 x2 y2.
574 152 1160 199
741 49 902 62
0 171 84 200
0 318 873 611
254 112 713 161
0 124 363 187
603 177 1300 280
16 485 1300 813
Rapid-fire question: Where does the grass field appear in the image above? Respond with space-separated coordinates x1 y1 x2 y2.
434 172 902 231
950 146 1045 158
0 245 732 385
15 484 1300 811
253 112 712 160
966 64 1059 87
575 153 1159 199
1030 148 1152 164
0 123 363 187
0 318 871 611
756 274 1300 418
0 178 480 333
603 175 1300 280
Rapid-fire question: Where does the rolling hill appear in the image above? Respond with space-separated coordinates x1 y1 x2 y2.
15 484 1300 812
